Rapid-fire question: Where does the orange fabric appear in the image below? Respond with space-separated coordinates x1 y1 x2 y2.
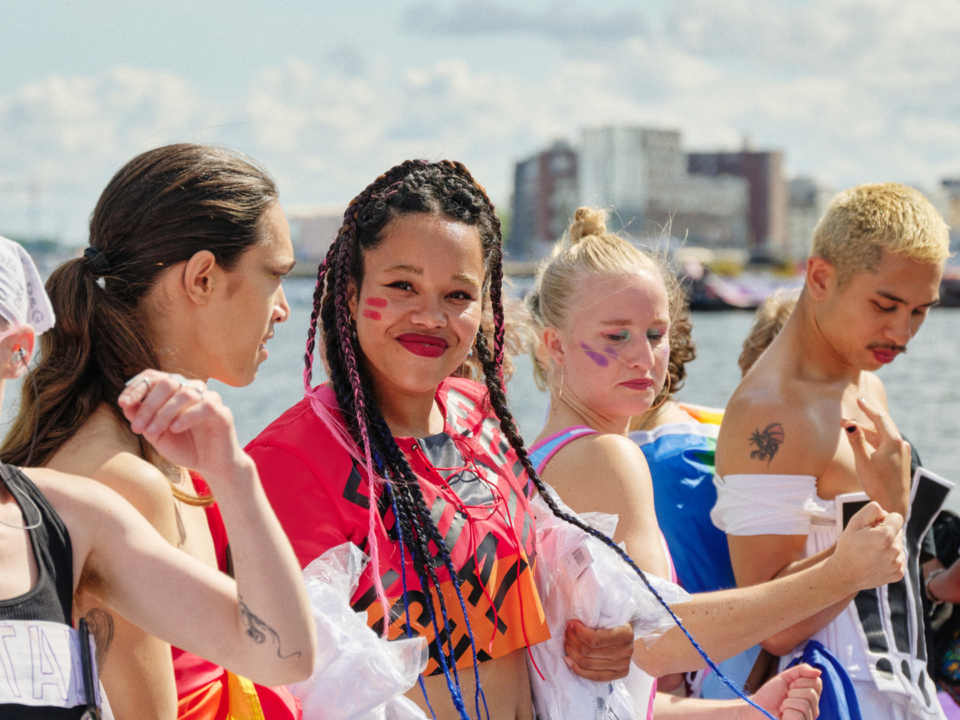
172 474 301 719
248 377 550 676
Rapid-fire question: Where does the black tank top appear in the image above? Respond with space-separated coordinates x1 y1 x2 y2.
0 463 83 719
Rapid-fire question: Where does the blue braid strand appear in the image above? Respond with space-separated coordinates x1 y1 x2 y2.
386 481 439 720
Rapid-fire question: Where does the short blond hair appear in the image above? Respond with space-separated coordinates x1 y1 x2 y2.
527 206 683 389
811 182 950 285
738 289 798 377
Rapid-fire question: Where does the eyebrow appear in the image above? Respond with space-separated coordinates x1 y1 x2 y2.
384 263 422 275
600 318 669 326
384 264 481 288
877 291 939 308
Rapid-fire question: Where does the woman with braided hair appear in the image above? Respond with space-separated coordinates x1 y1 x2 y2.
248 159 641 720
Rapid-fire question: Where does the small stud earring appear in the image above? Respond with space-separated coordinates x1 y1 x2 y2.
467 348 474 358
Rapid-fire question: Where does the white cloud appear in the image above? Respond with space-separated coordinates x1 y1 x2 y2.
2 1 960 242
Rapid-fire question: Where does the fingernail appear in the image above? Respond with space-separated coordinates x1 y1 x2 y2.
563 657 574 670
845 426 856 434
124 376 140 387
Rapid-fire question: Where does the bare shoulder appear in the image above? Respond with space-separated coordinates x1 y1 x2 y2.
717 381 831 478
48 417 178 540
541 432 652 515
861 371 889 408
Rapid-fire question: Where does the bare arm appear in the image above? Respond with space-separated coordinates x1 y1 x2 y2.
550 434 904 677
42 371 316 686
59 444 185 720
653 664 822 720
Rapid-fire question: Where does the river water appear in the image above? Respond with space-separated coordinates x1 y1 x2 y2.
5 276 959 512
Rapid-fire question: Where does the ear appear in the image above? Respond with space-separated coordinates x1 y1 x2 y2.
182 250 221 305
805 256 837 302
542 325 566 368
4 326 36 380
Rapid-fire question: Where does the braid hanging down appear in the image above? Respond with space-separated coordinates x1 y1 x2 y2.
304 160 777 720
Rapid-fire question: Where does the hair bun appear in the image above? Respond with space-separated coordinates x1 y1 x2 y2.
568 207 607 244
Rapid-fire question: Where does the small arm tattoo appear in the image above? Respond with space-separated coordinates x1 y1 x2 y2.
749 423 784 464
83 608 115 671
239 596 301 660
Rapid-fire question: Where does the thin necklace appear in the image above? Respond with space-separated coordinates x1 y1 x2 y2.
0 475 42 531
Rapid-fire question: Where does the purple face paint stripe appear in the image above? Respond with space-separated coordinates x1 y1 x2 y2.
580 342 609 367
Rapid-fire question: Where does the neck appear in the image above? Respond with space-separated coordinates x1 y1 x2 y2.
377 384 445 438
544 387 630 438
785 290 862 384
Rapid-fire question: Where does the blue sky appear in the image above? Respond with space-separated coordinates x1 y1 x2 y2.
2 0 958 243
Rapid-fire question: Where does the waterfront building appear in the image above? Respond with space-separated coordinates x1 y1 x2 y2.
509 141 579 259
786 177 833 262
578 127 748 247
688 148 788 260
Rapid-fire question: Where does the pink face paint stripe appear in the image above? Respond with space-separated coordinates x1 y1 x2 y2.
365 297 388 308
362 309 381 320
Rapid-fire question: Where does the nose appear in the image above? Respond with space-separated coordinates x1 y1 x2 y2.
273 285 291 324
409 294 446 328
625 335 657 371
886 312 912 347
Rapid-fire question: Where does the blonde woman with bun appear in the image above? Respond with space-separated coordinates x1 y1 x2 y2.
524 206 908 718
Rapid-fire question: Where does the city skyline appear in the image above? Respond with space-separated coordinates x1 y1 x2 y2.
2 0 959 244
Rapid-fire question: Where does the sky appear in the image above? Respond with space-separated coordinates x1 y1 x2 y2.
1 0 959 244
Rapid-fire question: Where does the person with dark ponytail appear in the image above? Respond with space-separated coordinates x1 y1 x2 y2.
1 144 302 719
523 206 910 718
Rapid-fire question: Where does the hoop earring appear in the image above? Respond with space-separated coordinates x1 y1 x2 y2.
647 373 672 414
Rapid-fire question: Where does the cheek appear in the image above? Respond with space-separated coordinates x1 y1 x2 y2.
579 342 609 368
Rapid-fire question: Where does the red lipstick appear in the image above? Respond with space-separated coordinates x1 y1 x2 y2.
872 349 898 364
620 378 654 391
397 333 449 358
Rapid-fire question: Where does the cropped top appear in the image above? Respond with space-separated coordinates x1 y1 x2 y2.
0 463 86 719
247 377 550 675
712 472 950 716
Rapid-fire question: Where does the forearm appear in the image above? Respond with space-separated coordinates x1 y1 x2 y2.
633 558 851 676
927 561 960 604
206 457 316 683
653 692 744 718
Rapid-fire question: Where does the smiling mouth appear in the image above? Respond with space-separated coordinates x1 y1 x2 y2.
396 333 449 358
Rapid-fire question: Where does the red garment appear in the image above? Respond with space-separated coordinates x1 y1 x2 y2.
171 474 302 720
247 377 550 676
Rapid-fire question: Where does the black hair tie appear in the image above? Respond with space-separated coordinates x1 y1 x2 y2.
83 247 110 276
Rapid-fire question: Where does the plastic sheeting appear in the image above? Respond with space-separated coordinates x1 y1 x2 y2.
528 489 692 720
289 543 429 720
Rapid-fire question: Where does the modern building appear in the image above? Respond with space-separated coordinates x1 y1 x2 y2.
578 127 748 247
688 149 788 259
786 178 834 261
509 140 578 259
941 179 960 253
287 205 344 262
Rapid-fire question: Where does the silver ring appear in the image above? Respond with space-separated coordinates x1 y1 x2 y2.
195 383 206 400
139 376 151 392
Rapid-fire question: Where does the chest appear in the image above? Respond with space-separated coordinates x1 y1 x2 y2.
0 521 38 602
814 391 890 501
